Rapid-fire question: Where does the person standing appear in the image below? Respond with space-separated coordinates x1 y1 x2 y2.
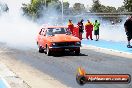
77 19 84 40
85 20 93 40
68 19 74 34
124 16 132 48
94 20 100 41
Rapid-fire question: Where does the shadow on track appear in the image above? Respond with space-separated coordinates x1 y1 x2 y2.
52 52 88 57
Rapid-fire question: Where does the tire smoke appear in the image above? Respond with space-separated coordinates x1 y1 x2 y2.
0 0 39 49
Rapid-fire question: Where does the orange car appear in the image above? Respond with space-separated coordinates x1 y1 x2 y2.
36 26 81 56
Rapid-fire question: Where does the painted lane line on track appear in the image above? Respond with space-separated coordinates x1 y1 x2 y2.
0 63 15 88
0 77 11 88
0 51 13 53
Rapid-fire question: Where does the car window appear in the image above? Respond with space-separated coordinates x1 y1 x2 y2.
54 28 66 34
39 28 45 35
39 29 42 35
46 28 54 36
46 28 68 36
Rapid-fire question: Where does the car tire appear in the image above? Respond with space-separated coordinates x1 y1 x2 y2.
46 46 51 56
75 48 80 55
39 46 44 53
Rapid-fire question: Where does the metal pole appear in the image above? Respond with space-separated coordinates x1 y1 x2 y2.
61 0 64 25
45 0 46 8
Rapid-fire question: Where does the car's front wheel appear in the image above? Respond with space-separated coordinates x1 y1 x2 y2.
46 46 52 56
75 48 80 55
39 46 44 53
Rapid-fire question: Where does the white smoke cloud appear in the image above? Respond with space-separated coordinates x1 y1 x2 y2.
0 0 63 50
100 24 126 42
0 0 39 49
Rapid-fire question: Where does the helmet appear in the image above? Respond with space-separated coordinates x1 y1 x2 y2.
81 19 84 22
87 20 90 22
69 19 72 21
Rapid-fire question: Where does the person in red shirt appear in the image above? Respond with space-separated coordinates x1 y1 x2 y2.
68 19 74 34
85 20 93 40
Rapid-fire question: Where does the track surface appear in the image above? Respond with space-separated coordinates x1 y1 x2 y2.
0 43 132 88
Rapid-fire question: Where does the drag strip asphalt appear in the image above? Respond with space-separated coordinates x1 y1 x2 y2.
1 44 132 88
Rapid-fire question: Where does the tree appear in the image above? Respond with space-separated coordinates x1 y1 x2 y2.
48 0 61 12
117 6 126 12
90 0 117 13
0 3 9 13
63 2 70 15
72 3 86 15
90 0 102 12
124 0 132 12
104 6 117 13
22 0 44 19
22 0 60 19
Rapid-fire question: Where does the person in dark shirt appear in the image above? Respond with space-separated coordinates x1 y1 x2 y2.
77 19 84 40
77 19 84 33
124 16 132 48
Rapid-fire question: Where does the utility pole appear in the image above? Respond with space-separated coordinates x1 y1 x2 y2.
45 0 46 8
61 0 64 25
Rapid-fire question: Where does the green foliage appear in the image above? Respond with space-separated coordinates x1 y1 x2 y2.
22 0 72 19
0 3 9 13
63 2 70 15
63 2 69 9
48 1 61 12
124 0 132 12
22 0 59 19
90 0 117 13
117 6 126 12
22 1 43 19
101 6 117 13
90 0 102 12
72 3 86 15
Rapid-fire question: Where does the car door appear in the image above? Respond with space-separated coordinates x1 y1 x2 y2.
37 28 43 45
40 29 47 48
38 28 45 47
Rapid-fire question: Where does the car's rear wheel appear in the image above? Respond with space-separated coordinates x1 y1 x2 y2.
46 46 52 56
75 48 80 55
39 46 44 53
